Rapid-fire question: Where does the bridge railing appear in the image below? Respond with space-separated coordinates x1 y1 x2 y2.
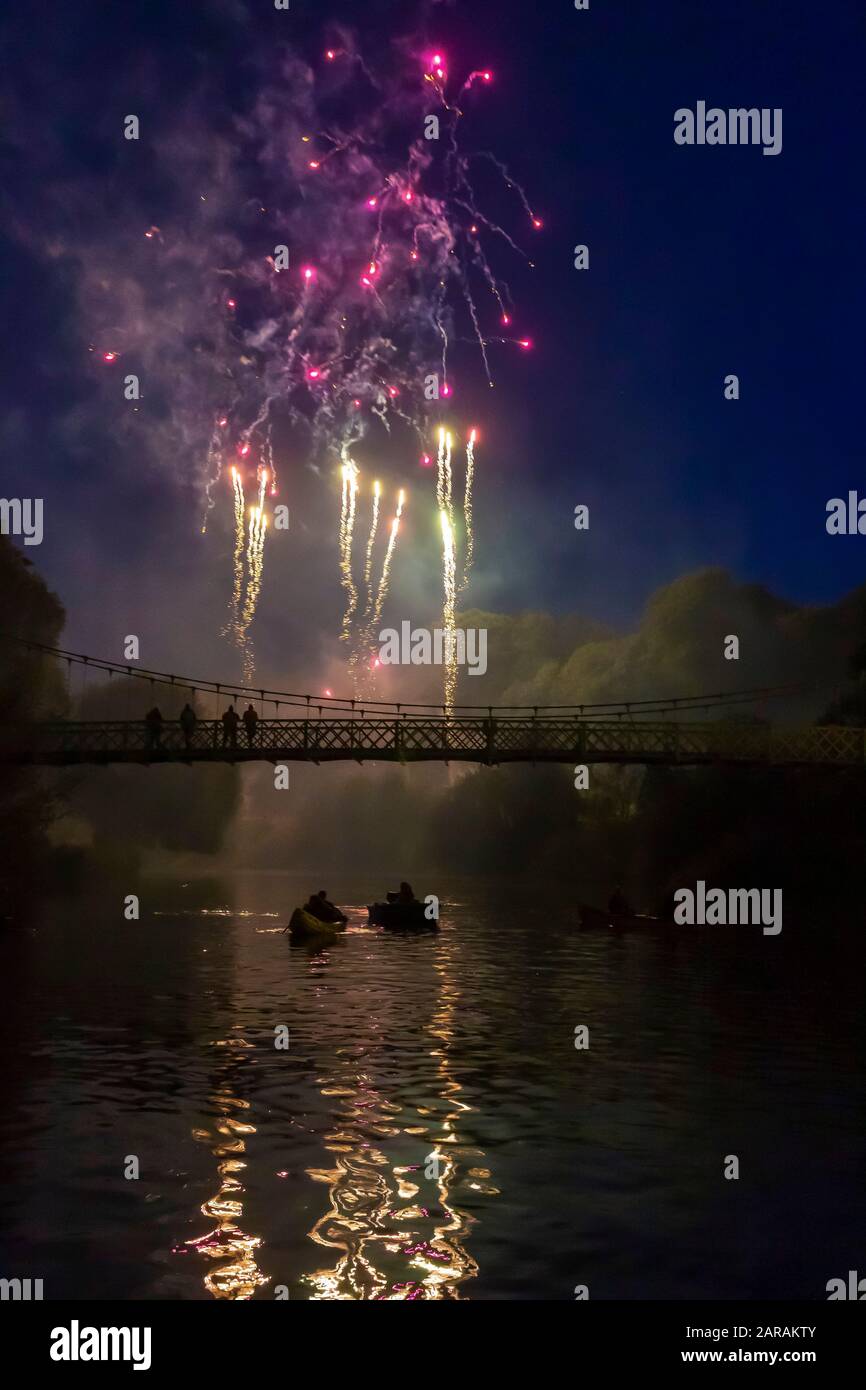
1 717 863 767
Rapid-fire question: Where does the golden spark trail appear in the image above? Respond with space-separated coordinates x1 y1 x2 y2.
444 431 454 527
459 430 476 593
363 480 381 618
240 467 268 633
221 467 246 644
435 427 454 525
238 505 263 645
370 488 406 637
435 428 458 711
440 508 457 714
238 500 267 682
349 479 382 688
436 427 447 511
339 458 360 642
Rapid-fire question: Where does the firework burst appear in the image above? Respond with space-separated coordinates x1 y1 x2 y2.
75 28 539 681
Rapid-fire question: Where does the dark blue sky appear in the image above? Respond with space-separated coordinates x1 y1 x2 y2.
466 0 865 616
1 0 864 676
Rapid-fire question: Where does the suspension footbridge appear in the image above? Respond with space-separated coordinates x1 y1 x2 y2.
1 639 861 769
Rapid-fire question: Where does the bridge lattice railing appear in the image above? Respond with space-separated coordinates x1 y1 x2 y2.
1 717 863 766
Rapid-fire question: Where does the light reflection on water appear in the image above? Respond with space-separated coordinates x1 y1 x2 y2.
176 896 497 1300
303 941 484 1300
1 874 865 1300
185 1071 269 1300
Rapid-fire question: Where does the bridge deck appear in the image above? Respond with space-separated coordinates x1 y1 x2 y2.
1 718 863 767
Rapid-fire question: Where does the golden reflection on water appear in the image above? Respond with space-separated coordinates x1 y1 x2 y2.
304 935 494 1299
186 1039 269 1299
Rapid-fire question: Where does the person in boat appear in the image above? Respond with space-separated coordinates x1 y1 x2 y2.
386 881 417 904
305 891 346 924
284 900 338 936
608 885 634 917
315 890 347 924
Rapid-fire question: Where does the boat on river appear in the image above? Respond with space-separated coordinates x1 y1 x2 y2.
578 902 677 932
368 900 439 931
287 907 344 942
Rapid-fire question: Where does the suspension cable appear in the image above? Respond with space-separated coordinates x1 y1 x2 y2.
0 632 820 721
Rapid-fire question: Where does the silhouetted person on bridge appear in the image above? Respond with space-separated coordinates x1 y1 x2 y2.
145 707 163 751
221 704 240 748
180 703 197 750
243 703 258 747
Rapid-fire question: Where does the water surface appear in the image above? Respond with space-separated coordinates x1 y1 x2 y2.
1 874 863 1300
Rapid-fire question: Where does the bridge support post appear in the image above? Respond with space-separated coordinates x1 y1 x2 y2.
485 716 495 765
573 717 585 763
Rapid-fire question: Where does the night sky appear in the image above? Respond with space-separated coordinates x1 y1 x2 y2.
1 0 864 688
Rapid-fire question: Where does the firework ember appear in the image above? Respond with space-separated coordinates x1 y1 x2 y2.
73 27 539 683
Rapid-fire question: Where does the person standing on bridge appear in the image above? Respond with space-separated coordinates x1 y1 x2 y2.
242 703 258 748
145 706 163 751
221 703 240 749
180 702 197 751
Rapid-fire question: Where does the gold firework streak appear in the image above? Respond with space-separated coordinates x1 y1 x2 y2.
436 428 458 712
238 503 267 682
436 427 447 511
339 458 360 642
370 489 406 636
444 431 454 528
459 430 476 593
435 427 454 525
237 472 268 667
440 507 457 714
363 480 382 618
349 480 382 688
221 467 246 643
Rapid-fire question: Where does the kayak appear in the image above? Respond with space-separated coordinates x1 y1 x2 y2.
287 907 342 941
578 902 676 932
368 901 439 931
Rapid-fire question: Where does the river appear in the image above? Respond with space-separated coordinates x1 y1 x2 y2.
1 872 863 1300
